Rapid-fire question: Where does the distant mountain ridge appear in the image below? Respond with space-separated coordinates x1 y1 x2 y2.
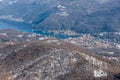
0 0 120 34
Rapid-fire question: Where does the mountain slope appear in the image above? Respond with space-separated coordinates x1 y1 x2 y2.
0 39 120 80
0 0 120 34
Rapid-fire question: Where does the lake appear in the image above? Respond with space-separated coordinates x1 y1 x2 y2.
0 20 80 39
0 20 33 32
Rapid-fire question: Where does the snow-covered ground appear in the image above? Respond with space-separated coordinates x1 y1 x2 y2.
94 69 107 78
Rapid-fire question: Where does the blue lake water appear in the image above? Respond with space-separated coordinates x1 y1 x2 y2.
0 20 80 39
0 20 33 32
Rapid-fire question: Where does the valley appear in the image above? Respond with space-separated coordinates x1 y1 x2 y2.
0 0 120 80
0 29 120 80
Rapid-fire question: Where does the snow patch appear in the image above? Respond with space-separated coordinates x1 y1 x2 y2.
0 15 24 22
57 5 66 9
39 37 45 40
94 69 107 78
46 40 59 43
23 44 27 48
18 35 23 38
8 0 18 4
27 34 37 37
56 12 69 17
109 52 114 55
0 33 7 36
116 44 120 49
56 4 69 17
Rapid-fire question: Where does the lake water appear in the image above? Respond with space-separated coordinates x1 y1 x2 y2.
0 20 79 39
0 20 33 32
